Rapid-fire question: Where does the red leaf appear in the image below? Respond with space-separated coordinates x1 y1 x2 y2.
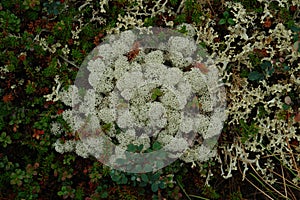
126 41 140 62
33 129 44 140
263 17 272 28
194 62 209 74
3 93 14 103
294 113 300 122
57 109 64 115
290 139 299 146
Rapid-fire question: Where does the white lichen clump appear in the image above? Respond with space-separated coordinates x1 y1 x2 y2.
201 1 300 185
50 28 226 170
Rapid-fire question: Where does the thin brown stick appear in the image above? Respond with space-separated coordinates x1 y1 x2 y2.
268 169 300 190
249 163 286 198
204 0 215 16
281 164 288 199
237 161 274 199
285 137 300 176
59 55 79 68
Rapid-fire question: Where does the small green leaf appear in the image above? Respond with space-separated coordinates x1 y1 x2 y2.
137 144 144 152
227 18 235 25
248 71 264 81
131 176 136 181
283 65 290 71
155 160 164 169
1 132 6 138
267 67 275 75
121 175 128 184
151 94 157 100
223 11 230 18
151 88 163 100
102 123 111 131
127 144 137 152
152 173 160 181
151 183 159 192
134 165 142 172
260 61 272 70
240 69 249 78
153 88 162 96
218 18 227 25
111 174 121 182
144 164 153 172
282 103 290 110
291 26 300 32
141 174 149 182
158 181 165 189
101 192 108 198
152 141 162 150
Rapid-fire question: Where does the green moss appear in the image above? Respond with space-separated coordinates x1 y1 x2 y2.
239 119 259 144
174 14 186 24
144 17 157 27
